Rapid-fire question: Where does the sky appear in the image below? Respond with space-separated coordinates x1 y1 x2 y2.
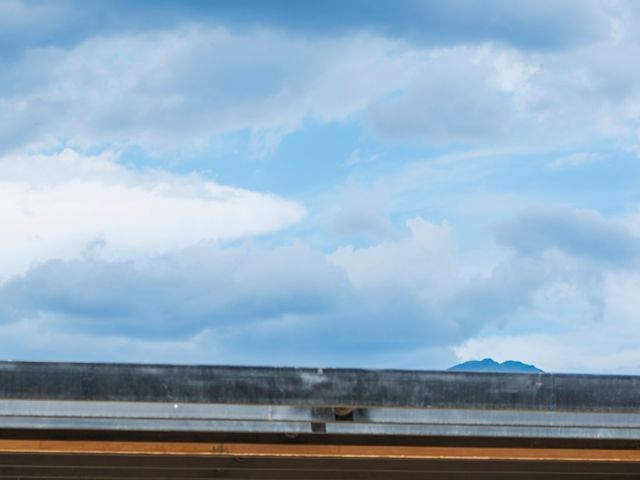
2 0 640 373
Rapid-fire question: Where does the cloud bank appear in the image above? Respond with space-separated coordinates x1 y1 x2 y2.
3 211 633 371
2 1 640 373
0 149 304 280
2 3 640 155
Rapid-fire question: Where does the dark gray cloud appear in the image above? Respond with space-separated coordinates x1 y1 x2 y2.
495 207 640 264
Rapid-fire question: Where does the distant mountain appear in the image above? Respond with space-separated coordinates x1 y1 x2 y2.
448 358 543 373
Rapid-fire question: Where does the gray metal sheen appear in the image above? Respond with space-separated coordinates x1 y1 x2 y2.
1 361 639 410
0 361 639 439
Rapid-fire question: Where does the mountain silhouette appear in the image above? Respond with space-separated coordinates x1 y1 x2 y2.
448 358 543 373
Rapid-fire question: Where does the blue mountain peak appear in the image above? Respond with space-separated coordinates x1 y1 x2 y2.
448 358 543 373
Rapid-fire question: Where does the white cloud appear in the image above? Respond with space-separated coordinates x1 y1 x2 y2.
330 217 457 292
364 27 640 152
367 46 516 144
0 27 418 155
3 17 640 156
0 149 305 281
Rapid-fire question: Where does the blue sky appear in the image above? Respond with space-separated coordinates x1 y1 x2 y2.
2 0 640 372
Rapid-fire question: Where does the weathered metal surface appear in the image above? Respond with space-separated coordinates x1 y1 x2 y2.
0 361 638 412
1 361 639 478
0 361 639 440
2 400 640 439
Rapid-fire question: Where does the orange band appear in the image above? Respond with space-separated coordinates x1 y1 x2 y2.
0 440 638 462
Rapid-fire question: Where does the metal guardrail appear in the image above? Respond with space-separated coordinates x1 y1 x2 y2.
1 361 639 440
2 403 640 438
